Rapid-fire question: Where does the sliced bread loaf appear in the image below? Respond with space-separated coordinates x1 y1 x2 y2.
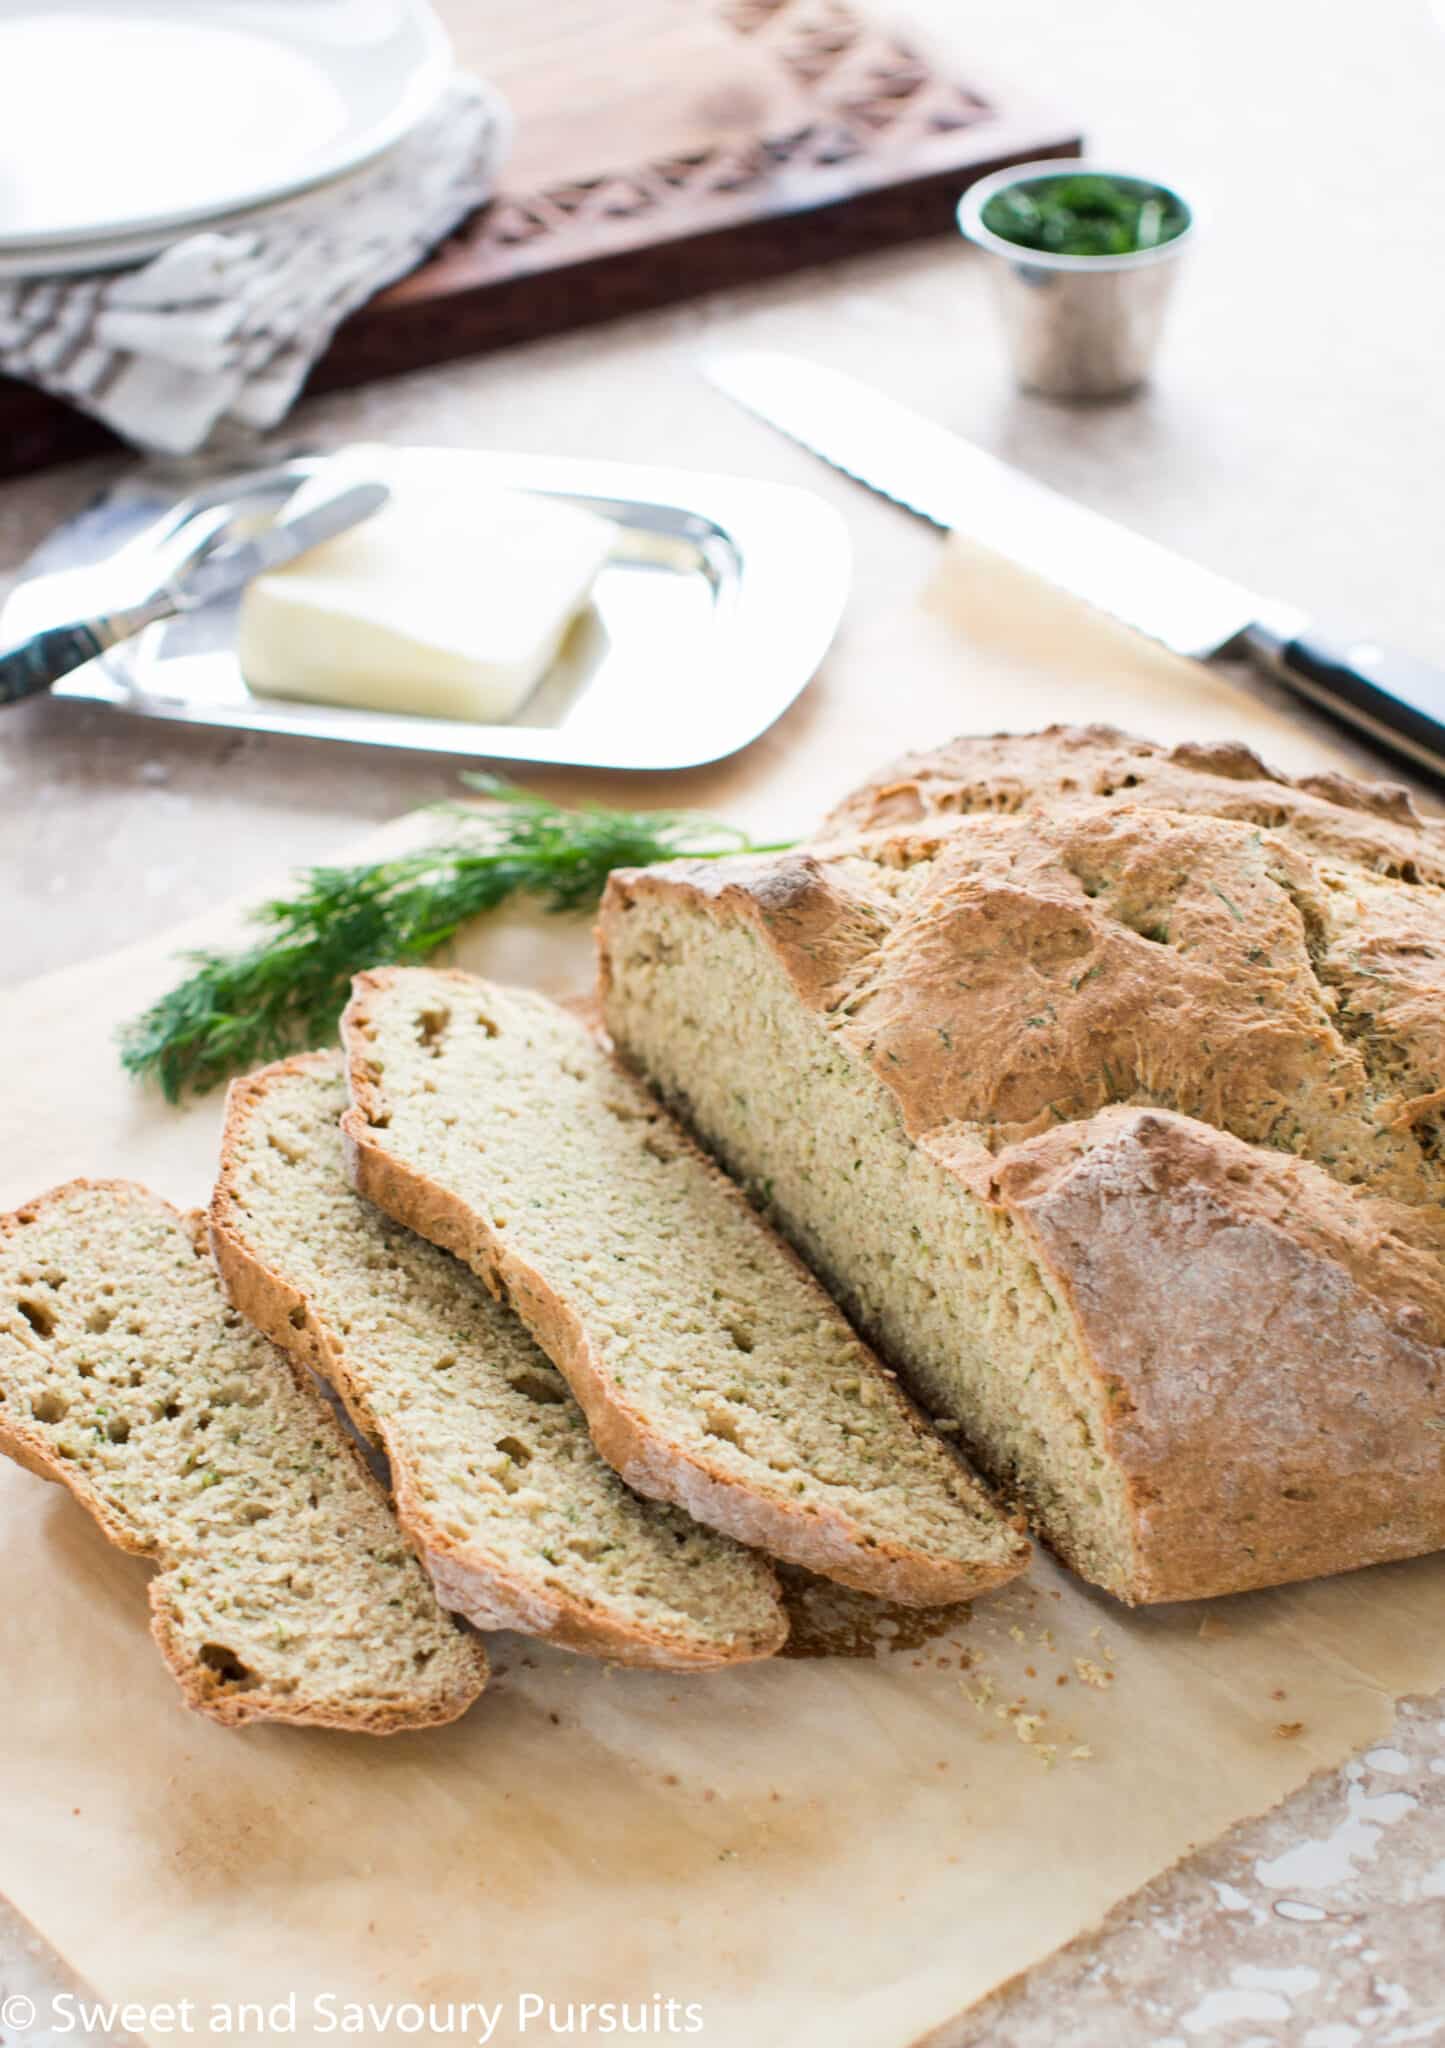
0 1180 487 1730
212 1054 786 1668
597 726 1445 1603
339 967 1029 1604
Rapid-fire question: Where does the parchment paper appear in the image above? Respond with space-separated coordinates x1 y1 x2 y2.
2 541 1443 2048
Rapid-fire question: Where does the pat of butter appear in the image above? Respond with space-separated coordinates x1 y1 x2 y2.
238 446 617 723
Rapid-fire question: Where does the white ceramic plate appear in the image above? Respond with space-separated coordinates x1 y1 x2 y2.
0 453 853 772
0 157 380 280
0 133 442 281
0 0 451 252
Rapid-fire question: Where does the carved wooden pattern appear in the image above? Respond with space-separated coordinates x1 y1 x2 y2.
0 0 1079 477
427 0 1005 277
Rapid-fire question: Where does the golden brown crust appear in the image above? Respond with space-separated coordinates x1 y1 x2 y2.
0 1178 487 1733
821 723 1445 874
597 727 1445 1603
211 1053 788 1669
987 1108 1445 1600
341 968 1029 1606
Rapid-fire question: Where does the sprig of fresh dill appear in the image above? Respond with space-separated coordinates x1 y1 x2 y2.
119 774 791 1102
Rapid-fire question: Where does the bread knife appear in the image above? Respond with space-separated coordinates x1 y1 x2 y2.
0 478 390 708
708 348 1445 782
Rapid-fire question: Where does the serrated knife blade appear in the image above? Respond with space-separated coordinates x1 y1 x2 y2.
707 349 1445 782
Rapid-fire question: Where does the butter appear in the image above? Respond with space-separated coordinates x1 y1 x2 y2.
238 446 617 723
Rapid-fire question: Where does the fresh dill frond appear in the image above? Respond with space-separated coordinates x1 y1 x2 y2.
119 774 791 1102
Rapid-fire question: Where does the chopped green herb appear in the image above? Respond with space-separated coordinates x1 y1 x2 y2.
981 173 1189 258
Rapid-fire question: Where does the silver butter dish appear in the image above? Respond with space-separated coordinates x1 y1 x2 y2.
0 450 851 771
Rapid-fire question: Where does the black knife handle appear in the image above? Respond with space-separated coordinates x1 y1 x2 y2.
1242 621 1445 782
0 620 107 706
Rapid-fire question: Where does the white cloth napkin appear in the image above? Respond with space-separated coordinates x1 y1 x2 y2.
0 76 509 456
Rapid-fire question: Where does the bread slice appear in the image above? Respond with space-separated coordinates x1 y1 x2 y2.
0 1180 487 1731
339 967 1029 1604
212 1054 786 1668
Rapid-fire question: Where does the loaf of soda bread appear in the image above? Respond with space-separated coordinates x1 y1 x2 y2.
598 726 1445 1604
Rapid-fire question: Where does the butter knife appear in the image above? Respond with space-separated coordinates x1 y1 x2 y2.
0 478 390 708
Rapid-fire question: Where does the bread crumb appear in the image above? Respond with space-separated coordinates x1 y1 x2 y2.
1075 1657 1113 1689
1274 1721 1305 1740
1070 1745 1094 1762
1014 1714 1045 1744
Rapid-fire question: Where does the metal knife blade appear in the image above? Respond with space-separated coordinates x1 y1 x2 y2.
175 478 391 611
706 350 1286 658
708 349 1445 784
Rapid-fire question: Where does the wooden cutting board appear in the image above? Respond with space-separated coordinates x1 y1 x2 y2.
0 0 1079 477
3 543 1445 2047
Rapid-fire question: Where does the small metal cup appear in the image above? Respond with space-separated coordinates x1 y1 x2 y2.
957 161 1196 401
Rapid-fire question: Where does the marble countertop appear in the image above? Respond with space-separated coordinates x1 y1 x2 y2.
3 0 1444 2040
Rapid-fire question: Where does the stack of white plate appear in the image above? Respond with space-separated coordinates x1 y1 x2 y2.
0 0 455 281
